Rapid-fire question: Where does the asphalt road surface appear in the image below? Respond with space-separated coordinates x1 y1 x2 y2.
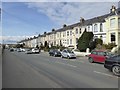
2 49 119 88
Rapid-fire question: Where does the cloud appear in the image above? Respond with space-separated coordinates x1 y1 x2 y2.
26 2 118 26
0 36 34 44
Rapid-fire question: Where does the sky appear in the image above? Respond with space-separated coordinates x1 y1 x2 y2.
1 1 118 44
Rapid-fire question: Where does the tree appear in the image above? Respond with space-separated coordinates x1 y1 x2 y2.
78 31 94 52
89 41 96 50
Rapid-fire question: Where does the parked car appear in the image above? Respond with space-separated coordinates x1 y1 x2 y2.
49 49 61 57
25 49 32 54
26 48 40 54
104 55 120 76
88 50 112 63
72 49 90 57
31 48 40 54
10 48 14 52
17 48 25 52
61 49 76 59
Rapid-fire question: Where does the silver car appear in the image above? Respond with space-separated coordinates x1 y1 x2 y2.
61 49 76 59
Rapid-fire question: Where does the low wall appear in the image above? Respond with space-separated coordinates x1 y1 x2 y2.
77 52 91 57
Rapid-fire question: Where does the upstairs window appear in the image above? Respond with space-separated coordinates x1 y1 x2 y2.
110 18 115 28
70 31 72 36
79 28 81 34
88 26 90 31
94 24 98 32
57 33 59 38
67 31 69 36
100 23 103 32
63 32 66 37
76 28 78 34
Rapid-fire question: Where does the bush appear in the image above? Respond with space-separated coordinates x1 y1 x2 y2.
95 38 103 45
59 46 66 51
78 31 94 52
102 43 117 50
89 38 103 51
50 45 66 51
96 44 102 50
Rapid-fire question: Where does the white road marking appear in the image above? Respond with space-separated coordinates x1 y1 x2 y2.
56 62 77 68
93 71 118 78
77 60 85 63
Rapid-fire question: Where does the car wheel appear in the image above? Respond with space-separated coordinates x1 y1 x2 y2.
67 56 70 59
61 55 63 58
54 54 56 57
89 57 94 63
112 65 120 76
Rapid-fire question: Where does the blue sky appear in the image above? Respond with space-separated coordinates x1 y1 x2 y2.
2 2 118 43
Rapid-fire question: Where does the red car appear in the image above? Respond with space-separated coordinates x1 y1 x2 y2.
88 50 111 63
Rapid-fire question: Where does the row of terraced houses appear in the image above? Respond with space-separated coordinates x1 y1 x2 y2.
19 5 120 49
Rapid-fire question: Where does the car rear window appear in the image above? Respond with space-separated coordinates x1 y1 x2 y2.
91 51 97 55
112 55 120 61
97 52 106 56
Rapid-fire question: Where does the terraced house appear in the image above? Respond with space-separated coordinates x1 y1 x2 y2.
19 5 120 49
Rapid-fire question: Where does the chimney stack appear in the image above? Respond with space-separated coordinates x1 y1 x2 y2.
63 24 67 28
110 5 116 13
52 28 55 32
80 17 85 23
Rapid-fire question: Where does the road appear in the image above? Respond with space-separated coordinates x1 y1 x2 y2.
2 49 119 88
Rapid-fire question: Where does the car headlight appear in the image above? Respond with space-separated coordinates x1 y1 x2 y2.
55 52 57 54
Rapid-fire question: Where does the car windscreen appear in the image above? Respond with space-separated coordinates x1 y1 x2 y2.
110 55 120 61
67 50 73 53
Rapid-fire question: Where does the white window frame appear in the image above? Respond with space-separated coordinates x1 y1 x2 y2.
110 18 115 28
118 18 120 28
76 28 78 34
70 31 72 36
70 39 72 44
100 23 103 32
67 31 69 36
94 24 98 32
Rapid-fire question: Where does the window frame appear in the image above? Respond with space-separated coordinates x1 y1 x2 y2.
110 18 115 28
94 24 98 32
76 28 79 34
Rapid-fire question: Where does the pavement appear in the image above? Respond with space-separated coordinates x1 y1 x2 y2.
2 49 119 88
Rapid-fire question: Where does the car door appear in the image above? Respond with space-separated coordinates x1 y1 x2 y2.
62 50 66 57
90 51 98 61
64 50 68 57
96 52 106 62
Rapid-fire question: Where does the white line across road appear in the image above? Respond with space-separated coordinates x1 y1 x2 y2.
56 62 77 68
93 71 118 78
